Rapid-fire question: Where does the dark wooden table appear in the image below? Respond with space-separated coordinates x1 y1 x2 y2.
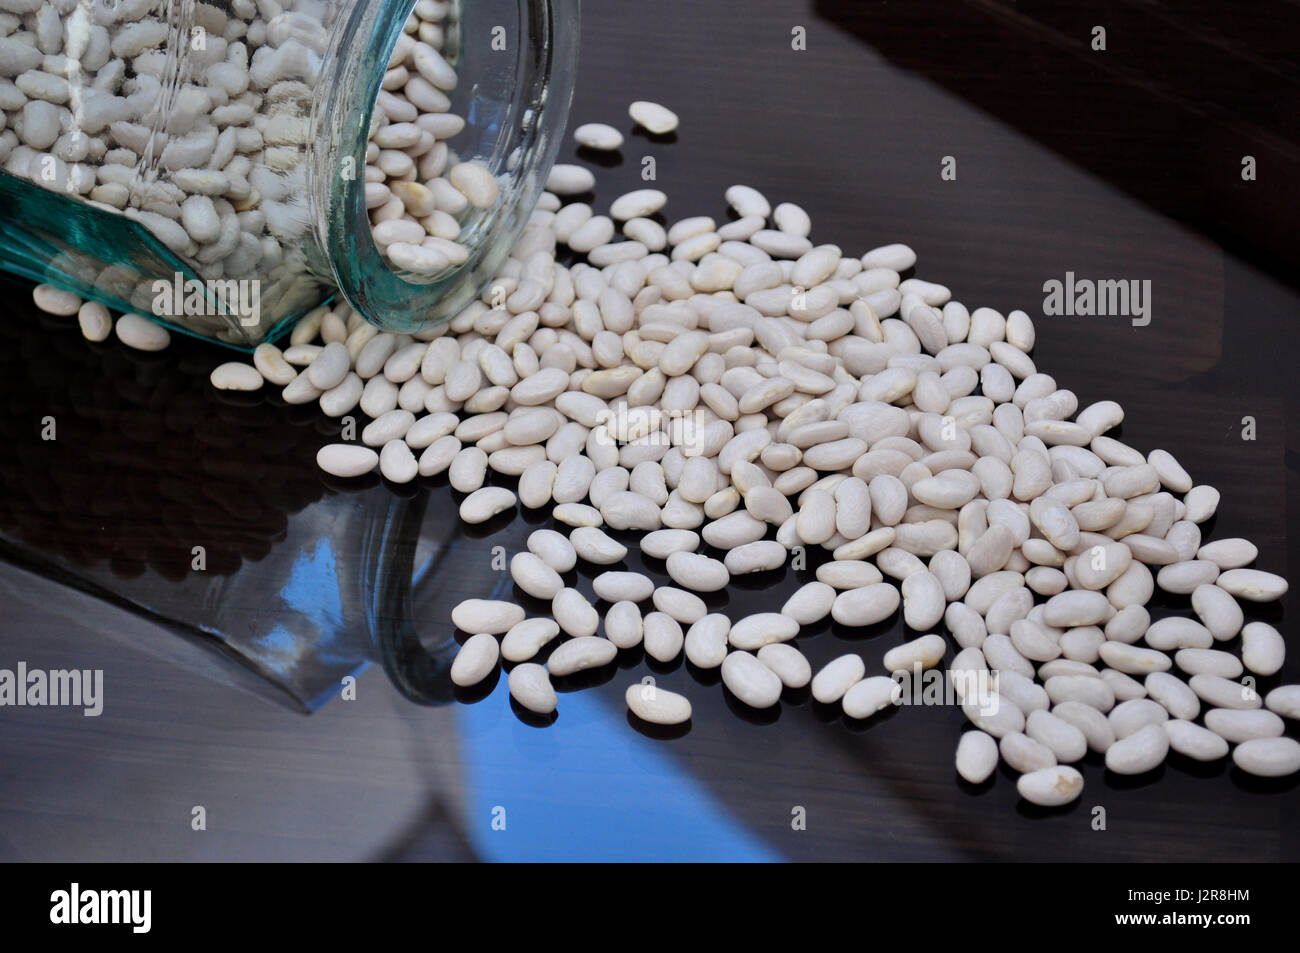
0 0 1296 861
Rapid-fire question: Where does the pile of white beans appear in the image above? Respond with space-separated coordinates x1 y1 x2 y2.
4 0 493 338
32 96 1300 808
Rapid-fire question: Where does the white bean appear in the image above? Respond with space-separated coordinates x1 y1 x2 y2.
553 588 599 637
626 681 692 724
628 100 678 134
684 614 731 669
729 613 799 650
842 676 901 719
1232 737 1300 777
643 612 684 662
451 599 524 635
1240 621 1285 676
316 444 378 478
1104 723 1168 775
757 643 812 689
592 571 654 603
451 633 500 687
721 650 784 708
955 730 999 783
1016 766 1083 806
810 654 865 704
459 486 515 523
548 636 618 676
508 663 557 715
501 618 561 662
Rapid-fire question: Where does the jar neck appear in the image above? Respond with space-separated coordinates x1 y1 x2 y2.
308 0 579 334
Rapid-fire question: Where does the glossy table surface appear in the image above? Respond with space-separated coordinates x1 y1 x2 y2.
0 0 1296 861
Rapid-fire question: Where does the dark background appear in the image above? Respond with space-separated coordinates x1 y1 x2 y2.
0 0 1296 861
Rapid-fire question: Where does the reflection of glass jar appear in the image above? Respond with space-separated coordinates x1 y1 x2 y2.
0 0 577 347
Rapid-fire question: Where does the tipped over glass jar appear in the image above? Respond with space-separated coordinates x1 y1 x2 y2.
0 0 578 347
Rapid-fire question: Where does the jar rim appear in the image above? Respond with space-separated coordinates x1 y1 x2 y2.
312 0 579 334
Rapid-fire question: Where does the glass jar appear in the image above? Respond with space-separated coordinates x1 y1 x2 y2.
0 0 578 347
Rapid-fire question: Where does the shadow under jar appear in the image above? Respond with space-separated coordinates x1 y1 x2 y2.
0 0 577 347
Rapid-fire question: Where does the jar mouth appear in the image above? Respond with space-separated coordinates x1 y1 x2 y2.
313 0 579 334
